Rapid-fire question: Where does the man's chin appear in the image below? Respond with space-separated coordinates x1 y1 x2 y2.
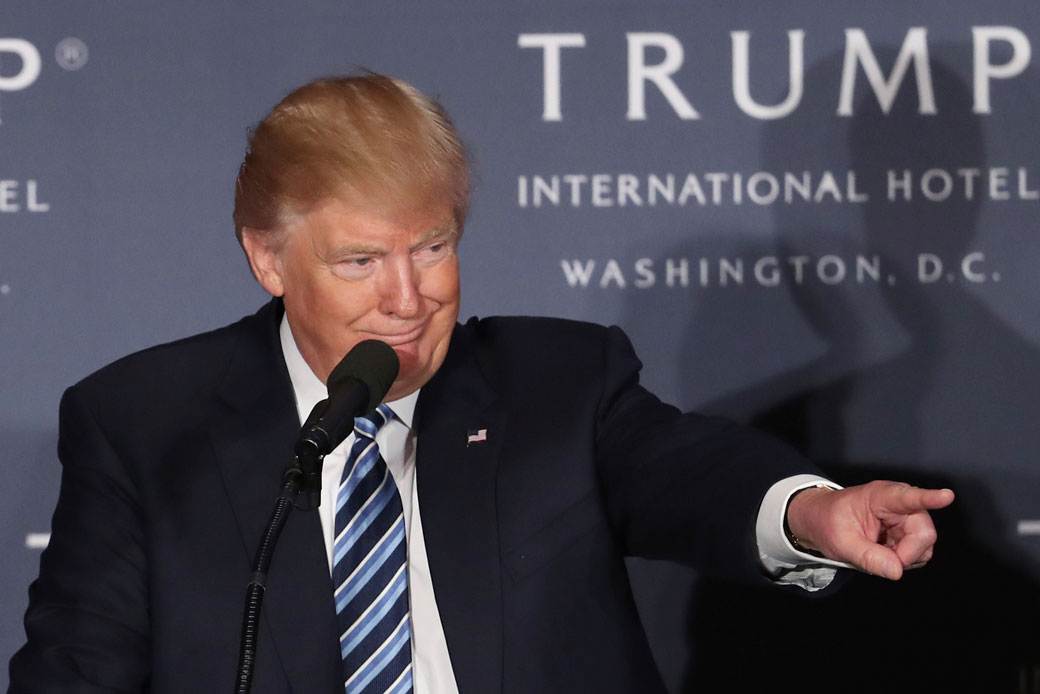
384 352 421 401
388 341 419 370
379 331 452 402
384 376 421 403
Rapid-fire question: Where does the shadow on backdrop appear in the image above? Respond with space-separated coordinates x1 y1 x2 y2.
685 45 1040 694
621 45 1040 693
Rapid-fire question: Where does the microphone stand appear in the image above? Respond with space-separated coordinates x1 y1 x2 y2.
233 455 317 694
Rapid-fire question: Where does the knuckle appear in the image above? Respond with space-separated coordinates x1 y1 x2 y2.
858 546 880 572
919 526 938 545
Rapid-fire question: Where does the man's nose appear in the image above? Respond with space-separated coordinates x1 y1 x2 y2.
378 257 421 318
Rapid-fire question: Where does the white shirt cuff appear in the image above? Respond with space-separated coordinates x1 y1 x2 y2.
756 474 854 591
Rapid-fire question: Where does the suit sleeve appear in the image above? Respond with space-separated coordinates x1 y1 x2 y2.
593 325 819 584
9 385 150 692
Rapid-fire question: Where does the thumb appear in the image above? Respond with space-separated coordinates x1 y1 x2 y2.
842 535 904 580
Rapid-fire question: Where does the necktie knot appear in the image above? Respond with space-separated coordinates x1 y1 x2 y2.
353 403 394 441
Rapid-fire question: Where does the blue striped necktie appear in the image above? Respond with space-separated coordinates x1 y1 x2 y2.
332 404 413 694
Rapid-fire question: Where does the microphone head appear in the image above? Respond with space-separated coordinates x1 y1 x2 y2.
327 340 400 411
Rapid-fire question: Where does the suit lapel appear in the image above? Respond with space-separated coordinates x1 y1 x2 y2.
210 300 341 692
416 323 506 694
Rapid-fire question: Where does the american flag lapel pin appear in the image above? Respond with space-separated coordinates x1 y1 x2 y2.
467 428 488 446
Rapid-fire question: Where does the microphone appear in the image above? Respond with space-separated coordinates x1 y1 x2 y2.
292 340 399 507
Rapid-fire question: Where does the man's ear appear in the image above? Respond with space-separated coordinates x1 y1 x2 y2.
241 228 286 297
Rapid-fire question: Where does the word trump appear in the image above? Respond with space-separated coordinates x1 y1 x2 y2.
519 27 1031 120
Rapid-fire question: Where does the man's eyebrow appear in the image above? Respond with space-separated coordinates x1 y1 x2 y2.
324 221 457 260
412 221 458 249
327 242 383 258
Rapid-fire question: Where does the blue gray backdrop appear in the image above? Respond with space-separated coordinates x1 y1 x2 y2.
3 2 1039 691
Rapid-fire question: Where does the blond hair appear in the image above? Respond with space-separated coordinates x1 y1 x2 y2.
233 74 469 244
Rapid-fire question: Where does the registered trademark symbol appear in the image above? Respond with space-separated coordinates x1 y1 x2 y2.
55 38 88 71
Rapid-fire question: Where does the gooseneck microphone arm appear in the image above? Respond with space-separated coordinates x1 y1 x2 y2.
233 470 302 694
233 340 399 694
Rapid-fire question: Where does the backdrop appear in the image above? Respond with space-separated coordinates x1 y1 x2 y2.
3 2 1038 691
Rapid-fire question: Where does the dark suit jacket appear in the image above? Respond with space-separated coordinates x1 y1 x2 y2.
11 299 814 693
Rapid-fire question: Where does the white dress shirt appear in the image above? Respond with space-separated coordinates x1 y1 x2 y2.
279 316 848 692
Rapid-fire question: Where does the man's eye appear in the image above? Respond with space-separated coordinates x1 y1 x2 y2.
347 257 372 267
418 242 449 258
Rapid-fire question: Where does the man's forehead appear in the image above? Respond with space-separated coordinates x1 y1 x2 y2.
295 193 448 227
290 196 455 249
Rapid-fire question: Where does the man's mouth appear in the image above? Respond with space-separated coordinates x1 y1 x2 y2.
366 323 426 346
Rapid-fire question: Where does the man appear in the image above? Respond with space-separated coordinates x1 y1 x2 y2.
11 75 953 693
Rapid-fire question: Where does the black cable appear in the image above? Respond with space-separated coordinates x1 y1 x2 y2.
234 467 302 694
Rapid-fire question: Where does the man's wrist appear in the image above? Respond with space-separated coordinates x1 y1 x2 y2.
783 484 836 555
756 474 853 577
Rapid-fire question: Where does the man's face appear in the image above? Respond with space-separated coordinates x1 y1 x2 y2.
243 196 461 402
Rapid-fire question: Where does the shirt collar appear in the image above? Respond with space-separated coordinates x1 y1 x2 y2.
279 313 419 429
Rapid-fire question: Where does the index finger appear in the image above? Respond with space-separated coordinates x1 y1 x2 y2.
879 485 955 514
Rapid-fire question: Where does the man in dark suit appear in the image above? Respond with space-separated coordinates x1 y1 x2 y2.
10 75 953 693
